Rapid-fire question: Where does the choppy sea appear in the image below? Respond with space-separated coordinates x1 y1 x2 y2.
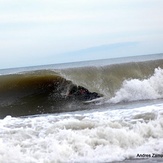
0 54 163 163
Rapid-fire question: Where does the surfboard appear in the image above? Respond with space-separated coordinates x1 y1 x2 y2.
83 97 104 104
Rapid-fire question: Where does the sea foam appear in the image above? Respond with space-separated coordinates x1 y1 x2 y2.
0 104 163 163
110 68 163 103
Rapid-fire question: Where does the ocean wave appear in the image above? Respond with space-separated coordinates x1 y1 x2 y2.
0 59 163 118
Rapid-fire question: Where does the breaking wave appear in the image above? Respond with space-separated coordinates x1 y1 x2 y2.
0 58 163 118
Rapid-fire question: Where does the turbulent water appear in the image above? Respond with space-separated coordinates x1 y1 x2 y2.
0 54 163 163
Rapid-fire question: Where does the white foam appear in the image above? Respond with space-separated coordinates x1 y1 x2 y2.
110 68 163 103
0 104 163 162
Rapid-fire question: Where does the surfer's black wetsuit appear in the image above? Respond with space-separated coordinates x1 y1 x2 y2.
67 86 100 101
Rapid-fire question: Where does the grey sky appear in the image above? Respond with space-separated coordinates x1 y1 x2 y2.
0 0 163 68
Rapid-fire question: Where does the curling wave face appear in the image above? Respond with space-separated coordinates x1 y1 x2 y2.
0 70 101 118
0 58 163 118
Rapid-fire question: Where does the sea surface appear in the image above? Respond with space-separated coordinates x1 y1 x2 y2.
0 54 163 163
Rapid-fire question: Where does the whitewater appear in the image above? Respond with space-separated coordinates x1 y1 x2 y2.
0 54 163 163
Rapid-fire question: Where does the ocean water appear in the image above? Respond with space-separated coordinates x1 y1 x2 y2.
0 54 163 163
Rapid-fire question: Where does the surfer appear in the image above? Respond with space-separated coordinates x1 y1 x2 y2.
67 86 100 101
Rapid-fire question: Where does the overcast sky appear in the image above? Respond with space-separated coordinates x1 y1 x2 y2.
0 0 163 69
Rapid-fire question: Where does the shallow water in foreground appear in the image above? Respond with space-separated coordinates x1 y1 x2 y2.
0 100 163 163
